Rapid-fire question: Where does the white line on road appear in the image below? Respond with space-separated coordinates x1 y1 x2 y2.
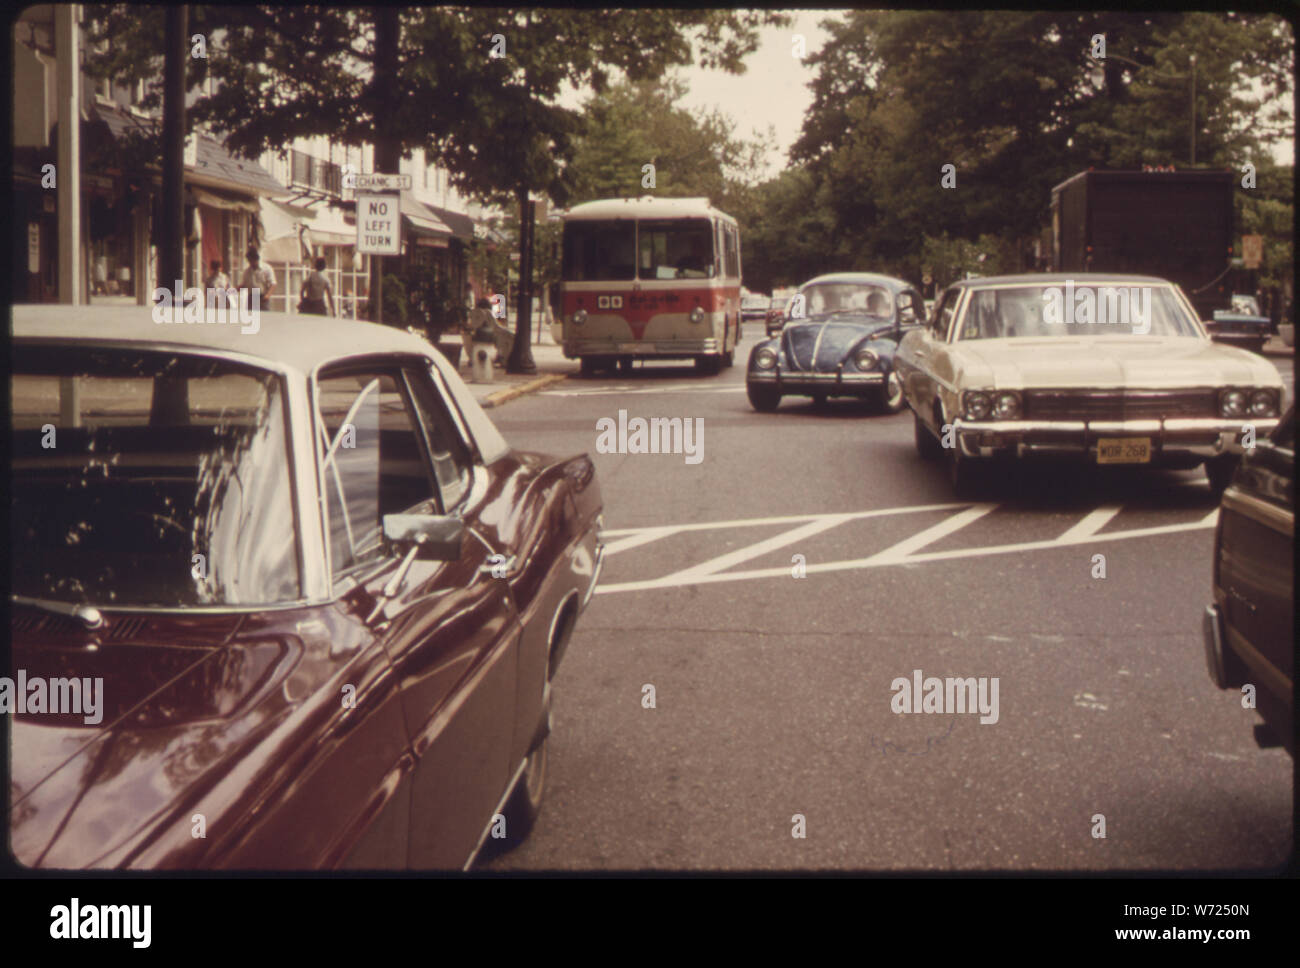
859 504 996 564
1056 505 1123 542
595 509 1217 595
543 385 746 397
600 502 975 538
656 514 856 583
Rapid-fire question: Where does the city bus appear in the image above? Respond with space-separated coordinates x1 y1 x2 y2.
558 197 742 375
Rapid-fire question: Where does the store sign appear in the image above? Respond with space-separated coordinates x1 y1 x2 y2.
355 193 401 255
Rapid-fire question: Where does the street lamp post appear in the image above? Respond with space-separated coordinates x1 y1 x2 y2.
1089 51 1198 166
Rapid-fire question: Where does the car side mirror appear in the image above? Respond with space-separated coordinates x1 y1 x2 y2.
383 513 463 561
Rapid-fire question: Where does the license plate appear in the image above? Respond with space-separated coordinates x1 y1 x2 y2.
1096 437 1151 464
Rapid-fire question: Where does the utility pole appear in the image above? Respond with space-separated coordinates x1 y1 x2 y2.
369 7 401 325
55 5 81 304
507 188 537 373
159 6 187 296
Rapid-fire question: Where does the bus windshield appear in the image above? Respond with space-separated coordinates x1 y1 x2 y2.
563 218 716 282
562 221 637 281
637 218 714 280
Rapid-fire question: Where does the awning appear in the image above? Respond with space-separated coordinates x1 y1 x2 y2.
400 192 453 238
302 203 354 246
423 203 475 241
193 187 260 213
258 198 308 264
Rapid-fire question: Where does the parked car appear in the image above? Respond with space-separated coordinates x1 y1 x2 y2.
894 273 1286 496
1203 405 1294 755
10 305 604 869
746 273 927 414
1206 294 1272 355
765 291 794 336
741 293 771 322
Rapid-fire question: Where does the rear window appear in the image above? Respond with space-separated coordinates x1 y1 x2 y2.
11 345 300 607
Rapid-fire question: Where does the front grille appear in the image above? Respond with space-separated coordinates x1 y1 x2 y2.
1023 389 1216 420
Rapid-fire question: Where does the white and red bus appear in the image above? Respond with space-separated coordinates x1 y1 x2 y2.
558 197 742 375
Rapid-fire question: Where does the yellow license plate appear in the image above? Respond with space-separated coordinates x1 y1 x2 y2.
1096 437 1151 464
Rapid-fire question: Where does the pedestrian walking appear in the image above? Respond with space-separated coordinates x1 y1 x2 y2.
239 247 276 312
298 257 335 316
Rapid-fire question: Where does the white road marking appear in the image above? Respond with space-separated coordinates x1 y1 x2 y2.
1056 505 1122 542
600 502 973 538
859 504 995 564
602 527 681 556
657 514 855 583
594 503 1218 595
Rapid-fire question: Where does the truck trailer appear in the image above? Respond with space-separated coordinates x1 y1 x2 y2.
1051 169 1235 320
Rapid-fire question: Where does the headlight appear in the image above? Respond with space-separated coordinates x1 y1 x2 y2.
690 306 705 324
962 391 992 420
992 391 1021 420
1249 389 1279 417
754 348 778 370
572 308 588 326
1220 388 1249 417
854 348 878 370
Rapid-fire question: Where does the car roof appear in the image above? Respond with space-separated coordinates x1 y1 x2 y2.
947 273 1175 289
801 273 913 291
12 304 437 375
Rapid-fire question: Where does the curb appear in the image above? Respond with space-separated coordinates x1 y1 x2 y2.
479 372 568 409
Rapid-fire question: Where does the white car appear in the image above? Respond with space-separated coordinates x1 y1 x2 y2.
895 274 1286 496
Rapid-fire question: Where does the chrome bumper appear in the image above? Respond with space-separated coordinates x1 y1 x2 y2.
565 338 718 359
949 416 1280 460
749 368 884 392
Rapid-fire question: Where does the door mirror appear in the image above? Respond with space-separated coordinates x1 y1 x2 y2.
383 513 464 561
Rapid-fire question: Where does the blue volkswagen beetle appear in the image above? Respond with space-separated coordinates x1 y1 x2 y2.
746 273 926 413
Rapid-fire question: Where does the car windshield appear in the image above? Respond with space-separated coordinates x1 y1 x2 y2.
956 284 1203 340
11 345 300 608
796 283 893 320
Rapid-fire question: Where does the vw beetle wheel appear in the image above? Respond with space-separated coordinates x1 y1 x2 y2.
747 384 781 412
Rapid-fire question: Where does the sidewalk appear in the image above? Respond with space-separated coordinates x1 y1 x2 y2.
457 324 578 409
1262 333 1293 358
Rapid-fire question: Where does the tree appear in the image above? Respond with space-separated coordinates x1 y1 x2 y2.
82 5 790 368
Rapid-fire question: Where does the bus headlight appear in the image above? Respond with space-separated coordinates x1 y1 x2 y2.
690 306 705 324
572 308 588 326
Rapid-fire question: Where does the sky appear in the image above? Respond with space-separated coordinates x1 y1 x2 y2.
563 9 1293 182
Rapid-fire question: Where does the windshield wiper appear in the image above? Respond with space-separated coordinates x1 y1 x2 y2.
12 595 105 629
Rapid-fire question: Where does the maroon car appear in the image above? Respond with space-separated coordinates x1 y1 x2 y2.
10 305 604 869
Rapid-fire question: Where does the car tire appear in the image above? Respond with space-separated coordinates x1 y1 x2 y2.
915 411 943 460
948 447 985 498
579 357 597 378
874 369 907 414
747 384 781 412
1204 455 1239 498
500 734 548 848
617 356 633 375
722 347 735 368
811 393 828 408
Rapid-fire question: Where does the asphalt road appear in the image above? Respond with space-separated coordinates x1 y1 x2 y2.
479 325 1294 871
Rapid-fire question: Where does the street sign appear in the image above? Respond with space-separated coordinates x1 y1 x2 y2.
1241 234 1263 270
356 193 401 255
346 173 412 192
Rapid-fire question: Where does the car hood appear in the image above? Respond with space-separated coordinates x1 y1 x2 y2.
946 337 1283 390
781 318 895 370
8 619 302 868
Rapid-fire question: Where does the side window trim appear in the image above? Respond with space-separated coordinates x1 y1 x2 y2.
399 366 472 514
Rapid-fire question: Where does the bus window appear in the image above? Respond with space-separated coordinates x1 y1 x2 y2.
724 224 740 279
637 218 714 280
562 221 636 281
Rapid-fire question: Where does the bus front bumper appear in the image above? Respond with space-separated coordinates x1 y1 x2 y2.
564 338 719 359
